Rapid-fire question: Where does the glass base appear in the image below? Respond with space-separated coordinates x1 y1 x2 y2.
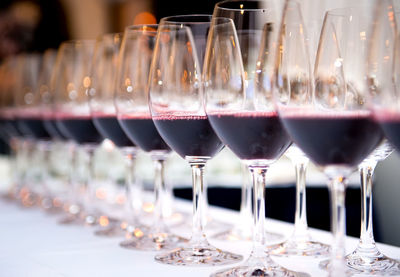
267 239 330 257
94 224 126 238
210 255 304 276
58 212 98 226
212 228 284 243
155 243 242 266
120 230 187 251
346 247 400 275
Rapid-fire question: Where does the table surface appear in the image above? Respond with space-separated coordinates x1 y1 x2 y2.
1 197 399 277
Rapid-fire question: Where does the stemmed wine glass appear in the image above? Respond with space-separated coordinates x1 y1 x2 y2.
14 53 52 206
360 1 400 274
266 1 330 257
345 141 400 274
275 6 383 275
211 0 285 242
0 57 25 200
149 15 242 266
115 24 186 251
205 17 295 275
52 40 104 226
89 32 143 237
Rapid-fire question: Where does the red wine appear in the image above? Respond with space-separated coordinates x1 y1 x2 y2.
43 119 67 140
17 117 51 140
118 114 170 152
208 111 291 160
92 114 135 148
56 114 103 144
153 115 224 158
376 112 400 152
281 113 383 167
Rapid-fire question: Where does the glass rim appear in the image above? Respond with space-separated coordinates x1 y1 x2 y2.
124 24 159 34
215 0 271 12
160 14 212 24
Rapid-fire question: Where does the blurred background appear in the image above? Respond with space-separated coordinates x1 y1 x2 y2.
0 0 399 248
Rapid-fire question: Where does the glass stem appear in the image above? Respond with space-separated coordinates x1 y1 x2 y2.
358 160 378 251
151 154 168 232
122 148 140 224
329 175 347 275
292 158 309 240
249 165 269 259
239 163 253 227
83 146 97 217
189 159 208 248
67 142 80 214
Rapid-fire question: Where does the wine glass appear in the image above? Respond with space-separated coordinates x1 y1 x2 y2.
211 0 285 242
275 6 383 275
205 17 297 275
358 1 400 274
14 53 51 207
52 40 104 226
0 57 25 199
115 24 187 251
38 49 69 213
345 141 400 274
266 0 330 257
148 15 243 266
88 32 142 237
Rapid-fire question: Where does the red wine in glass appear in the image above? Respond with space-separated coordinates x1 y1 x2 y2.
17 116 51 140
376 112 400 152
92 114 135 148
118 114 170 152
280 112 383 167
56 114 103 144
153 115 224 158
208 111 291 160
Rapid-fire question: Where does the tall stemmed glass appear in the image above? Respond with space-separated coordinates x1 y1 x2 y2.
345 141 400 274
53 40 104 226
205 18 295 276
89 32 142 237
115 24 186 251
266 1 330 257
0 57 24 199
148 15 242 266
14 53 53 206
275 7 383 275
361 1 400 274
211 0 284 242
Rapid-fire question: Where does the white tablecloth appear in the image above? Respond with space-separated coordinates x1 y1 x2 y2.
1 198 399 277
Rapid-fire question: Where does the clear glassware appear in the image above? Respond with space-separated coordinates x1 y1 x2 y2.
359 1 400 274
14 53 51 207
0 57 25 200
265 0 330 257
205 16 298 275
148 15 243 266
275 6 384 276
114 24 186 251
345 141 400 274
211 0 287 242
88 32 142 237
52 40 103 226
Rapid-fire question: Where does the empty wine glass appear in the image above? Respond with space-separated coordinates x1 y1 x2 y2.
275 6 383 276
115 24 187 251
205 16 297 276
89 32 142 237
52 40 104 226
149 15 243 266
266 1 330 257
